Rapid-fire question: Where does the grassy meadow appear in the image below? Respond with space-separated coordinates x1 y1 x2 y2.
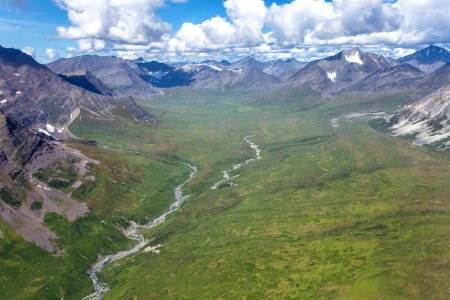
1 88 450 299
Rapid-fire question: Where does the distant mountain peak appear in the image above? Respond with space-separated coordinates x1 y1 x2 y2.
343 47 363 53
285 58 299 63
344 49 364 65
0 45 43 69
231 56 265 70
237 56 259 63
398 45 450 65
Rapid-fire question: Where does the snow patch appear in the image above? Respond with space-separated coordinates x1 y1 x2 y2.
345 51 363 65
38 128 52 137
202 64 223 71
14 73 20 77
0 99 7 104
15 91 22 95
46 124 55 133
327 71 337 82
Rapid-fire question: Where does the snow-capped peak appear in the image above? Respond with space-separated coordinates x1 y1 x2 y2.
345 51 363 65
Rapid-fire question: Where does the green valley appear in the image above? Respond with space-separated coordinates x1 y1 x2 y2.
67 89 450 298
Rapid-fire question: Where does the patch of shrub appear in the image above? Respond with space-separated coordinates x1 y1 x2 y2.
0 188 21 208
31 201 43 210
48 179 71 189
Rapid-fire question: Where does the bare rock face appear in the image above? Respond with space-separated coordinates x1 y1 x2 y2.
48 54 161 99
391 84 450 145
0 110 53 166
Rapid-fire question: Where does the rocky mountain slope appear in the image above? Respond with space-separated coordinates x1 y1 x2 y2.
335 62 450 101
399 45 450 73
1 47 158 139
49 55 301 92
272 48 397 98
0 46 159 251
263 58 307 81
48 55 161 98
60 71 116 96
0 108 91 251
390 83 450 145
334 64 425 98
190 63 279 90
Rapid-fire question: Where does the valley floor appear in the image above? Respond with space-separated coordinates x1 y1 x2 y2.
1 89 450 299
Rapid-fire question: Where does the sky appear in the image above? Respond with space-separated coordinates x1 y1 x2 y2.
0 0 449 63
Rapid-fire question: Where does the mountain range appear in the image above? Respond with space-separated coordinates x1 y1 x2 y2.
3 43 450 250
44 45 450 103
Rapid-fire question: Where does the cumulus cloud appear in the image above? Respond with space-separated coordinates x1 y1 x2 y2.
54 0 450 60
265 0 403 45
54 0 171 51
45 48 59 60
168 0 267 52
166 0 407 58
21 46 35 58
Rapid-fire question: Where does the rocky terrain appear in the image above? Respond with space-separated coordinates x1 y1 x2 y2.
398 45 450 73
271 48 397 99
1 47 159 137
49 55 305 92
48 55 161 98
60 71 116 97
390 83 450 146
0 46 160 251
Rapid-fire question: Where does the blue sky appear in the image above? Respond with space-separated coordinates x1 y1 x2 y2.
0 0 297 58
0 0 447 62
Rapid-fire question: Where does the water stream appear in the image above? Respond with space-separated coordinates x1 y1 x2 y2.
83 164 198 300
211 134 261 190
84 134 261 299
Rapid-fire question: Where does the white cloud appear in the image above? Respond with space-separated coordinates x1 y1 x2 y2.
55 0 171 51
168 0 267 52
224 0 267 44
45 48 59 60
396 0 450 45
53 0 450 61
21 46 35 58
266 0 401 45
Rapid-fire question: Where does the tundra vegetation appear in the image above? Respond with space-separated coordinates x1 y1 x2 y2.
1 88 450 299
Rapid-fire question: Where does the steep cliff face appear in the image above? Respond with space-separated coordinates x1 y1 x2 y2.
0 110 53 166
